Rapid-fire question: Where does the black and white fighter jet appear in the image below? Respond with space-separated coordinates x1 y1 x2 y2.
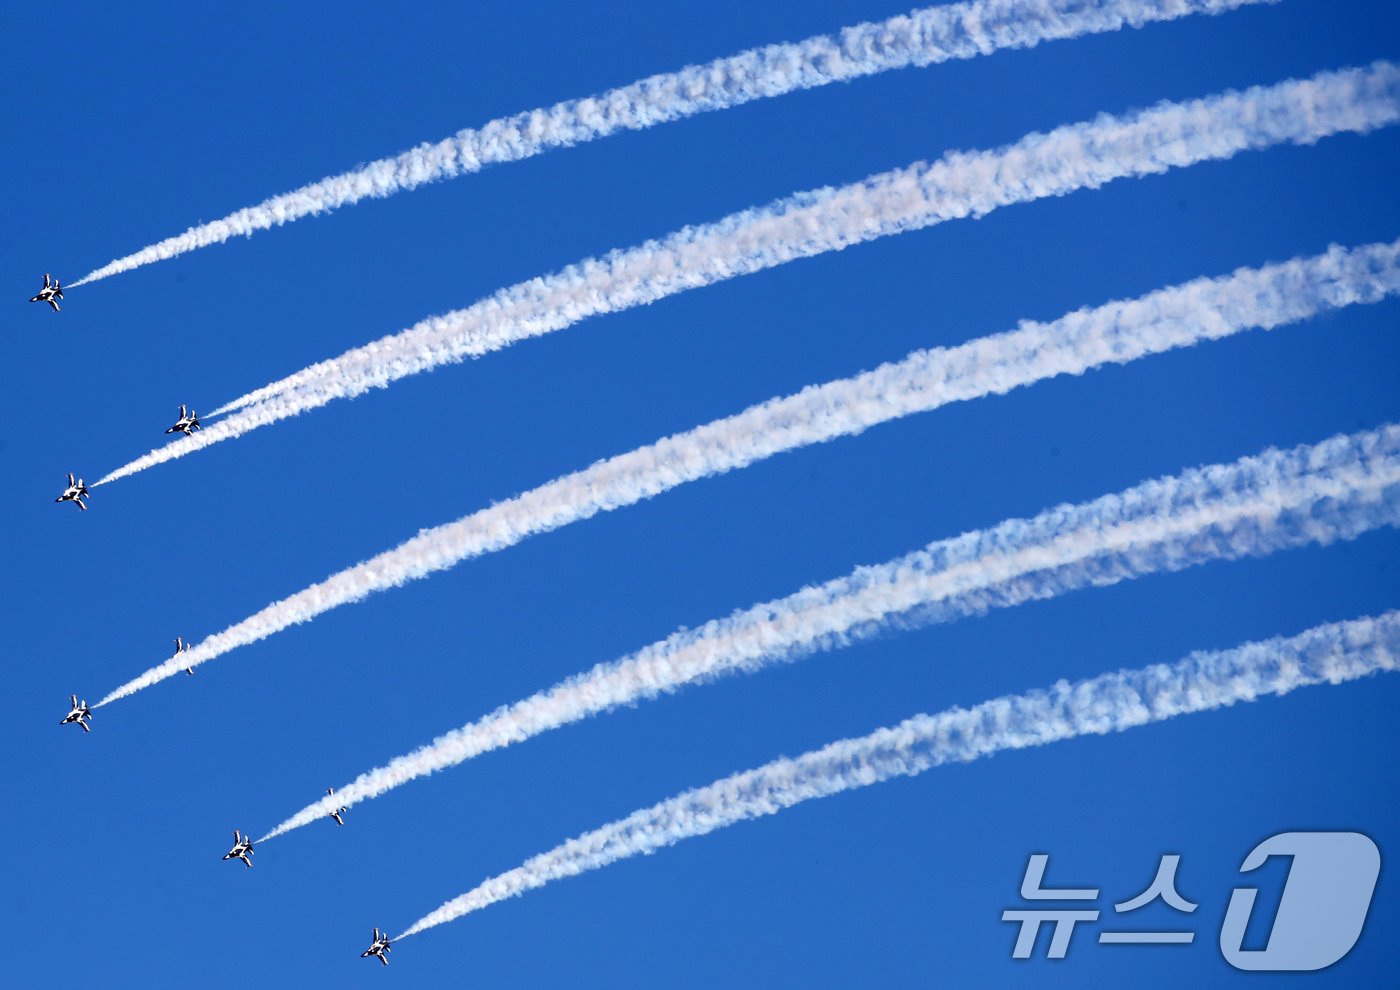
361 929 392 966
29 273 63 312
60 695 92 733
165 405 201 436
175 636 193 675
223 830 254 868
55 473 89 510
327 787 347 827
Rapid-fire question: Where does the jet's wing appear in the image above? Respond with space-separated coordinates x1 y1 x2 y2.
47 298 60 312
71 695 78 707
67 473 75 487
43 273 52 288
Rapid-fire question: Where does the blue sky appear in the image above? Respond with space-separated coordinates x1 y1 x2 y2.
3 1 1398 985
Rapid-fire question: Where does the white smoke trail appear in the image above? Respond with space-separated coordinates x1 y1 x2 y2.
260 424 1400 838
92 59 1400 485
94 235 1400 709
393 609 1400 938
70 0 1270 287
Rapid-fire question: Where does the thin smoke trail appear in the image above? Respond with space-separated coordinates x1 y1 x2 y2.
93 235 1400 708
393 610 1400 938
69 0 1270 287
260 425 1400 838
92 60 1400 485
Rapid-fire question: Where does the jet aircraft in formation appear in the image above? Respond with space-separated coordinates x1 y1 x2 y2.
55 473 89 510
223 830 254 868
29 273 63 312
60 695 92 733
175 636 194 675
361 929 392 966
327 787 347 826
165 405 201 436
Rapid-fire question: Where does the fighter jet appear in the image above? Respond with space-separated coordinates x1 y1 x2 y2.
222 830 254 868
175 636 193 675
165 405 201 436
361 929 392 966
60 695 92 733
327 787 347 827
55 473 89 510
29 273 63 312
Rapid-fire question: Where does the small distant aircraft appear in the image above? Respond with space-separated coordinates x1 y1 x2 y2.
327 787 347 827
175 636 193 675
29 273 63 312
60 695 92 733
361 929 392 966
223 830 254 869
165 405 201 436
55 473 90 510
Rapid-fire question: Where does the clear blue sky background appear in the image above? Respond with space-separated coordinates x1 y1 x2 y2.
3 1 1397 985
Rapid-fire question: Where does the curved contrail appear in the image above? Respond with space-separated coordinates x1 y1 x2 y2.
92 60 1400 486
69 0 1269 287
96 241 1400 709
393 609 1400 939
260 423 1400 839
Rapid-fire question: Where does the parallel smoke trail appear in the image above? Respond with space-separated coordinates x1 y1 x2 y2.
95 236 1400 708
261 425 1400 838
394 610 1400 938
93 60 1400 485
70 0 1269 287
